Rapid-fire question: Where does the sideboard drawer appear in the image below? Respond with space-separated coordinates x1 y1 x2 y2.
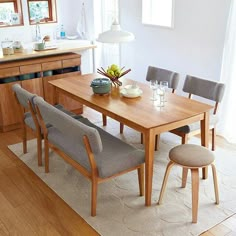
62 57 81 68
20 64 42 74
42 60 62 71
0 67 20 78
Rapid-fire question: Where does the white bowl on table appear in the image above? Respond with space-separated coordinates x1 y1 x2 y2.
120 84 143 98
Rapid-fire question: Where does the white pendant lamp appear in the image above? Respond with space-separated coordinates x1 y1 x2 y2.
97 18 135 43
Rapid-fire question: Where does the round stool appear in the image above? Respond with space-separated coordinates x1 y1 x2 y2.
158 144 219 223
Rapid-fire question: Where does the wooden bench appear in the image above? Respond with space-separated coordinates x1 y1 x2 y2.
34 96 145 216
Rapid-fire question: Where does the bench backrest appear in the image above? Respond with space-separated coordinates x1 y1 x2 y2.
34 97 103 154
12 84 36 109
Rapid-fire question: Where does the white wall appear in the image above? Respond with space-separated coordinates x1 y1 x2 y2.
0 0 231 83
119 0 231 90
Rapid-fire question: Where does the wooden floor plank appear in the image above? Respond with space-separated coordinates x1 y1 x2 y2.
0 171 28 208
0 149 15 170
0 192 37 235
0 219 10 236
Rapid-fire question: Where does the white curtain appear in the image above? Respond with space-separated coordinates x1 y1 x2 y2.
218 0 236 143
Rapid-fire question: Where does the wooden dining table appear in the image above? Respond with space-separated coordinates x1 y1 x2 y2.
49 73 213 206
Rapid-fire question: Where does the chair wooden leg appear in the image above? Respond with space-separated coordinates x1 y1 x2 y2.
158 161 175 205
155 135 160 151
212 128 216 151
102 114 107 126
181 134 188 144
91 178 98 217
191 168 199 223
23 124 27 154
182 168 188 188
44 139 49 173
140 133 143 144
137 164 144 196
202 167 208 179
120 123 124 134
37 133 42 166
211 164 219 204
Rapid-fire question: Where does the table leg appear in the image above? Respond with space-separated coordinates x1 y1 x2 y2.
201 111 209 179
144 129 155 206
52 86 59 105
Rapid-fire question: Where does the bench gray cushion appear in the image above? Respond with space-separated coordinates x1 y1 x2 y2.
48 119 144 178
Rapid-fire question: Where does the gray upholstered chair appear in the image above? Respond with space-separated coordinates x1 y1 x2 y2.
145 66 180 93
102 66 179 149
170 75 225 151
102 66 179 138
140 66 180 150
158 144 219 223
12 84 82 166
34 96 145 216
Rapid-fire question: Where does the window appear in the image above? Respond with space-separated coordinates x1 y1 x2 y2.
27 0 57 24
142 0 174 28
0 0 23 27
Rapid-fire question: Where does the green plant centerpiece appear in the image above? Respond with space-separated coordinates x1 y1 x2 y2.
97 64 131 86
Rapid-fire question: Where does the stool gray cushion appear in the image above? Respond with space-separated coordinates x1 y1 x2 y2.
169 144 215 167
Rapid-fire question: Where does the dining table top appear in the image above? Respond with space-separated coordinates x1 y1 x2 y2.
49 73 213 134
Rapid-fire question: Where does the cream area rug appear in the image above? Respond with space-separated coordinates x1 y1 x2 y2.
8 119 236 236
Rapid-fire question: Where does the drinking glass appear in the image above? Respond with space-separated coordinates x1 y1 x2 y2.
156 85 165 107
150 80 158 101
160 81 169 102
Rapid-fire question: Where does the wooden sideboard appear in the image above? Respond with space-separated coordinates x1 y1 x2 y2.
0 53 83 132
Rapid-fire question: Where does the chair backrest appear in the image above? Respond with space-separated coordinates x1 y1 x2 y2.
34 96 103 154
12 84 36 110
183 75 225 114
146 66 180 92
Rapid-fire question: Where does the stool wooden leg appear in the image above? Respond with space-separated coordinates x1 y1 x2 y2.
191 168 199 223
182 168 188 188
211 163 219 204
158 161 175 205
140 133 143 144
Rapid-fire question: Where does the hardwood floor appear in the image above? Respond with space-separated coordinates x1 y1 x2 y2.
0 107 235 235
0 128 99 236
